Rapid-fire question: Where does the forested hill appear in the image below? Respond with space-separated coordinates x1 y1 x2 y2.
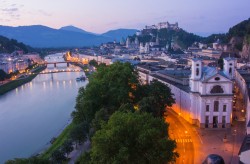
129 18 250 50
0 35 29 53
129 28 203 49
202 18 250 44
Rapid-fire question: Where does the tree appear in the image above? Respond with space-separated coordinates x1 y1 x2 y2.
0 69 8 81
61 140 74 158
5 157 49 164
89 111 178 164
51 149 67 163
70 122 89 147
72 62 139 124
89 59 98 67
138 79 175 117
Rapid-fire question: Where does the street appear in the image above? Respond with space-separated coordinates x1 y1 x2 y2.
166 110 195 164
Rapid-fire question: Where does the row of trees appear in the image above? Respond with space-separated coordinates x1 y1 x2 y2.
72 62 178 163
5 62 178 163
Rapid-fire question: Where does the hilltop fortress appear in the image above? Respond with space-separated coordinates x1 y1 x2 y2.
145 21 179 30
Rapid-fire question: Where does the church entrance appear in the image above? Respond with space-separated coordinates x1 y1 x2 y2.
213 116 218 128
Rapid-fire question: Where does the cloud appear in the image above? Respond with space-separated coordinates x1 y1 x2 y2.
0 3 23 21
38 10 52 17
2 7 18 12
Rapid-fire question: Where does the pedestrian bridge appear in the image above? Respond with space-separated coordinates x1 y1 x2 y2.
44 61 82 67
39 69 83 74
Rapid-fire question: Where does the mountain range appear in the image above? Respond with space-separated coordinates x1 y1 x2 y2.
0 25 137 48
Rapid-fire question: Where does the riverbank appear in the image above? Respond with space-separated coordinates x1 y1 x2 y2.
0 66 46 95
40 122 75 159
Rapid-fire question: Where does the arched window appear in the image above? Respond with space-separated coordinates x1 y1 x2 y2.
196 68 199 76
210 85 224 93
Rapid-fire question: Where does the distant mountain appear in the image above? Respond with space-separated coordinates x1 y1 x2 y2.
60 25 97 35
102 29 138 41
0 35 30 53
0 25 137 48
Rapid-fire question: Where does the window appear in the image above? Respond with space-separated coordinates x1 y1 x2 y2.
229 67 232 75
196 68 199 76
206 105 209 112
210 85 224 94
215 77 220 81
214 101 219 112
223 105 226 112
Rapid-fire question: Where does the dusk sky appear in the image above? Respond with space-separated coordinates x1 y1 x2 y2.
0 0 249 35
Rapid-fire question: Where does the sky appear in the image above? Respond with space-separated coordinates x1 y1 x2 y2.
0 0 249 36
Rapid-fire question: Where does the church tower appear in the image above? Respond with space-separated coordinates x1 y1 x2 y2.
223 57 235 79
190 58 202 92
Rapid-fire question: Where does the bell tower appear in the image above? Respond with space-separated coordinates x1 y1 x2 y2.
190 58 202 92
223 57 235 79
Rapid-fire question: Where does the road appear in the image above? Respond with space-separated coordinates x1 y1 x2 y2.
165 110 195 164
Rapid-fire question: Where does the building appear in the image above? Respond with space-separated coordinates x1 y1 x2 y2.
138 57 236 128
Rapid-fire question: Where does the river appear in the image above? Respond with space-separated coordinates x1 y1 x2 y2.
0 53 86 163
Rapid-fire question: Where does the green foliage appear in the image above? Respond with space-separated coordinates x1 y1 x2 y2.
132 28 203 49
0 69 9 81
76 152 91 164
0 35 29 53
41 123 74 159
70 122 89 146
228 18 250 37
90 111 178 164
202 34 229 44
73 62 177 163
89 59 98 67
0 74 36 95
72 62 139 124
5 157 50 164
51 149 67 163
61 140 73 157
137 79 175 117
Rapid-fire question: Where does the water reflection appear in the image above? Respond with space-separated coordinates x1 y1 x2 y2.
0 53 87 163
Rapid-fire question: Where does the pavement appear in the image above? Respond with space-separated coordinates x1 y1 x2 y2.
166 109 246 164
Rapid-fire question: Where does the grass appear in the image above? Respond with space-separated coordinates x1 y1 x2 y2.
0 74 36 95
40 122 75 159
0 66 46 95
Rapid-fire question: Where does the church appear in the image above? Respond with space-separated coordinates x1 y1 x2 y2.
137 57 235 128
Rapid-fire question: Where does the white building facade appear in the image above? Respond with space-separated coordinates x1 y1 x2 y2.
139 57 235 128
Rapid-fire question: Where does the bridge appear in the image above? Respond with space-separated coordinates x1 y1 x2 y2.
39 69 83 74
44 61 82 67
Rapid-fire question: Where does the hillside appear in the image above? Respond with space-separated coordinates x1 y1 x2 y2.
0 25 137 48
0 35 29 53
130 28 203 49
102 29 138 41
60 25 97 35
